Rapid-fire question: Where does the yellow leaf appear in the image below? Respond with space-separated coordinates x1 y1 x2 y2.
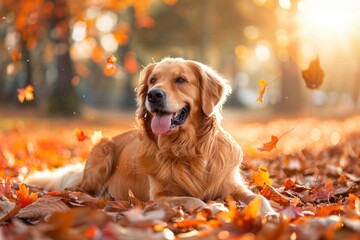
242 196 261 219
256 79 268 104
252 165 273 187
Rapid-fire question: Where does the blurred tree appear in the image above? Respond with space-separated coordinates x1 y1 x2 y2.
0 0 155 114
47 0 79 115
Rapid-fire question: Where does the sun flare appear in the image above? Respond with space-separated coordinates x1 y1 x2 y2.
298 0 360 37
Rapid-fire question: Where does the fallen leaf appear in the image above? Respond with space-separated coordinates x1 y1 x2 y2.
242 196 261 219
16 195 70 219
17 85 34 103
278 205 304 219
302 56 324 89
258 135 279 152
261 184 290 205
253 165 273 187
0 198 16 220
15 184 38 208
256 79 267 104
315 204 343 217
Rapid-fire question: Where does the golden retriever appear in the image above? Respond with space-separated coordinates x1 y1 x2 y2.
77 57 274 214
26 58 275 214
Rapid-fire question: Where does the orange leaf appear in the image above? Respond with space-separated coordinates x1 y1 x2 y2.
252 165 273 187
242 196 261 219
261 184 290 205
74 128 90 142
106 55 117 64
302 56 324 89
283 178 296 190
258 135 279 152
256 79 267 104
15 184 38 208
315 204 343 217
103 62 117 76
17 85 34 103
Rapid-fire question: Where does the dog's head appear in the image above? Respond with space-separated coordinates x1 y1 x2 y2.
136 58 231 137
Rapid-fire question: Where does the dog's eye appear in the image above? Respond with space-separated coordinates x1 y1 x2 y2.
149 78 156 84
175 77 186 84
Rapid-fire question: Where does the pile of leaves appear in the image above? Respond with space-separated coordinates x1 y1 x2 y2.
1 115 360 239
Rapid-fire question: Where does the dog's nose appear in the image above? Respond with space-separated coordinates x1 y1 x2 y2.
147 89 166 104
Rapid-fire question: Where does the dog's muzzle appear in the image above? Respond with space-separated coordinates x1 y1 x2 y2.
146 89 189 135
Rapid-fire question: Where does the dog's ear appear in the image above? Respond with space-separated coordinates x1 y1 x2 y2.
192 61 232 117
135 63 156 123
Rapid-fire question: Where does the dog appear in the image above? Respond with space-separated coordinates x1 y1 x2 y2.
26 58 275 215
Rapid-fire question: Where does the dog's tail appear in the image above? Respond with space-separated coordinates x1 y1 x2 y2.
25 137 117 195
24 163 84 191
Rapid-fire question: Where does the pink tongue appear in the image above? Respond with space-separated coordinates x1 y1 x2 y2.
151 114 172 135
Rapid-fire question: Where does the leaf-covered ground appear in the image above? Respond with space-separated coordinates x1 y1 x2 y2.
1 111 360 240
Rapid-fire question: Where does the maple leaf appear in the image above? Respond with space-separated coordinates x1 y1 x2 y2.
74 128 90 142
15 184 38 208
258 135 279 152
302 56 324 89
252 165 273 187
17 85 34 103
256 79 267 104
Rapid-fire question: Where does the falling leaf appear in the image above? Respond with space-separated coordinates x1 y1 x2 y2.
10 50 22 61
91 130 103 145
17 85 34 103
15 184 38 208
258 135 279 152
106 55 117 64
256 79 267 104
302 56 324 89
253 165 273 187
74 128 90 142
103 62 117 76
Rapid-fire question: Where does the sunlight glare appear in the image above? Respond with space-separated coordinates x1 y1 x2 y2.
298 0 360 37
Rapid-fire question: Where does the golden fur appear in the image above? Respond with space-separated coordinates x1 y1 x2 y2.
76 58 275 214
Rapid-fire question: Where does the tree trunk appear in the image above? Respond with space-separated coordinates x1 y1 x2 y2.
47 0 80 116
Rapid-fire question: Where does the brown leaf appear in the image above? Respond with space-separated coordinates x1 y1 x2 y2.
16 195 70 219
302 56 324 89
